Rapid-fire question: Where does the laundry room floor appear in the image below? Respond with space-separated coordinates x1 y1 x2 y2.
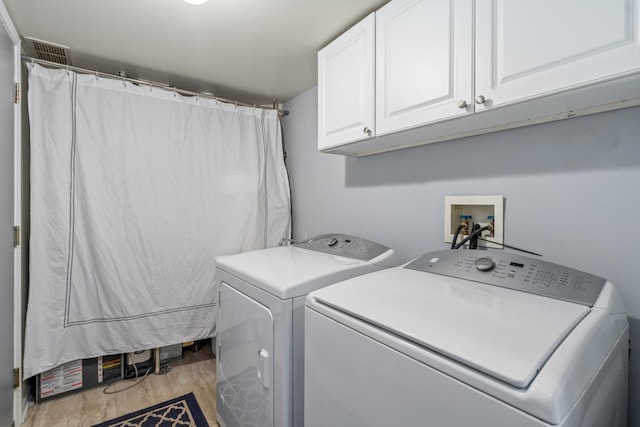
21 344 217 427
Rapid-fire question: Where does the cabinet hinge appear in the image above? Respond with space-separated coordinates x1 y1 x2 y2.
14 82 19 104
13 367 19 388
13 226 20 247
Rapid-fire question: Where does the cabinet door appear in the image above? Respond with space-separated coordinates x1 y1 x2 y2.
375 0 473 136
475 0 640 110
318 13 375 150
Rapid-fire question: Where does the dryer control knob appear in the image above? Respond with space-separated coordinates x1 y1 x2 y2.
475 257 495 272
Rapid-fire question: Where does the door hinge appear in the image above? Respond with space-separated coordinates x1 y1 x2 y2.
14 82 19 104
13 226 20 247
13 367 19 388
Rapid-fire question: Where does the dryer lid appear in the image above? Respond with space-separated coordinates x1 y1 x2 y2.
215 244 394 299
310 267 590 389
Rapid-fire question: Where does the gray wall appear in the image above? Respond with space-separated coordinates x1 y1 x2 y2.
282 86 640 426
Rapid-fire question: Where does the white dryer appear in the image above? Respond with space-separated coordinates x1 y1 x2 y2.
215 234 396 427
305 249 629 427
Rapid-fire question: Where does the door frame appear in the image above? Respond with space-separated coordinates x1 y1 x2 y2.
0 0 22 424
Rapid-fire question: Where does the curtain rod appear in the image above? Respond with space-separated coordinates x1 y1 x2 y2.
21 55 289 116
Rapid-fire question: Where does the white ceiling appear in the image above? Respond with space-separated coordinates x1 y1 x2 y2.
4 0 389 105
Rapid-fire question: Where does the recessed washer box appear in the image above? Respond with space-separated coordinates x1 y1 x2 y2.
444 195 504 249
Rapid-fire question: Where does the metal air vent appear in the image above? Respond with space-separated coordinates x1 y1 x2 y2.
23 37 71 65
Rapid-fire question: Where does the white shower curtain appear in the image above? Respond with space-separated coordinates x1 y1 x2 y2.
23 64 291 378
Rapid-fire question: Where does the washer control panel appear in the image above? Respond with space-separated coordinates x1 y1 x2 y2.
405 250 606 306
297 234 391 261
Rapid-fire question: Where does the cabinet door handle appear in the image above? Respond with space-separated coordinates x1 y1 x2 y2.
475 95 486 105
363 127 372 136
457 100 468 109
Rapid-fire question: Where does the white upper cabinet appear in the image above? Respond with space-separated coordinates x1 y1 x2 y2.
376 0 472 135
318 13 375 150
475 0 640 111
318 0 640 156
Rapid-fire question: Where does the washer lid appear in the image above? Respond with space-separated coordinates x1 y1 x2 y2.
310 267 590 388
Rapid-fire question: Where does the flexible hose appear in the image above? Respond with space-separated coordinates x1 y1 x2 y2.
451 223 466 249
454 225 492 250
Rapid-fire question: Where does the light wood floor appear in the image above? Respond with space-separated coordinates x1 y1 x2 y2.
22 345 217 426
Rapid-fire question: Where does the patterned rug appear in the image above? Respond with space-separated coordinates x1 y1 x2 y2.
92 392 209 427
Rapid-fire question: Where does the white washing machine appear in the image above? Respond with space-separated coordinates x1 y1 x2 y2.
305 249 629 427
215 234 396 427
